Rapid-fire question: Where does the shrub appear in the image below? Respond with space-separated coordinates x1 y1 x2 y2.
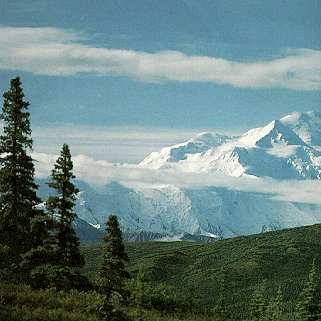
29 264 91 291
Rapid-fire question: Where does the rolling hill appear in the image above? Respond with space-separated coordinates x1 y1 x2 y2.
81 223 321 320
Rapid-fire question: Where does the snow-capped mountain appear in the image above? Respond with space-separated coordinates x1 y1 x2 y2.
37 111 321 241
139 111 321 180
71 182 320 240
139 132 232 169
280 111 321 148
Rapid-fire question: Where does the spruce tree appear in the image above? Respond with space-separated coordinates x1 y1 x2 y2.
19 213 58 286
98 214 130 299
97 214 130 320
297 260 321 321
46 143 84 268
265 286 284 321
0 77 41 264
250 280 267 321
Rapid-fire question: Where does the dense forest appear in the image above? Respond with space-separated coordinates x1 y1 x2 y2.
0 77 320 320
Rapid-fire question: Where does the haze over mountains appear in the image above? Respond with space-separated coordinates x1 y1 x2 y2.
36 111 321 241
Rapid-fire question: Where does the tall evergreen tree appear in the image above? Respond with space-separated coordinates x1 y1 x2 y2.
297 260 321 321
97 214 130 320
98 214 130 299
46 143 84 268
0 77 41 263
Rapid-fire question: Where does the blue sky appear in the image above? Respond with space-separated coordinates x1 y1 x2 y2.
0 0 320 162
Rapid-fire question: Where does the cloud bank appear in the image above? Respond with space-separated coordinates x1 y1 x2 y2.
32 123 200 163
1 27 321 90
33 152 321 205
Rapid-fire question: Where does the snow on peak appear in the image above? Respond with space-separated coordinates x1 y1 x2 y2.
139 111 321 180
190 132 231 147
139 132 231 168
239 119 306 148
280 111 321 147
35 111 321 242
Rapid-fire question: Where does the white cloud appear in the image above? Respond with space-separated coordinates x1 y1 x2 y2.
32 123 201 163
33 151 321 205
1 26 321 90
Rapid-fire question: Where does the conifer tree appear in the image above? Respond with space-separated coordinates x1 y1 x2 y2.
19 213 58 285
297 260 321 321
250 280 267 321
135 269 148 309
265 286 283 321
98 214 130 299
0 77 41 264
97 214 130 320
46 143 84 268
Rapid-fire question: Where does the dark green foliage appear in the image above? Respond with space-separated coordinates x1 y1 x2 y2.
97 214 130 320
19 213 70 288
0 77 62 285
29 264 90 292
0 77 41 264
0 280 100 321
46 143 84 268
144 282 190 313
29 214 57 249
265 286 284 321
0 278 213 321
0 244 11 280
129 269 148 309
213 269 228 320
2 222 320 321
297 260 321 321
145 282 182 313
98 214 130 299
126 276 190 314
20 245 58 279
25 143 89 291
250 280 267 321
81 224 321 320
96 291 129 321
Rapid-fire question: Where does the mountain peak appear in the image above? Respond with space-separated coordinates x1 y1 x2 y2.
280 110 321 125
280 110 321 146
239 119 306 148
139 132 231 168
139 111 321 179
190 132 231 147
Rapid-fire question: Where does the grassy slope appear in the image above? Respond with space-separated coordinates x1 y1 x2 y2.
81 224 321 320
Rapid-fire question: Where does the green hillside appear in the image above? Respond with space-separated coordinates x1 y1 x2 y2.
81 224 321 320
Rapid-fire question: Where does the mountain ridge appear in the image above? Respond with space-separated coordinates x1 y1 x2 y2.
37 111 321 241
139 111 321 180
